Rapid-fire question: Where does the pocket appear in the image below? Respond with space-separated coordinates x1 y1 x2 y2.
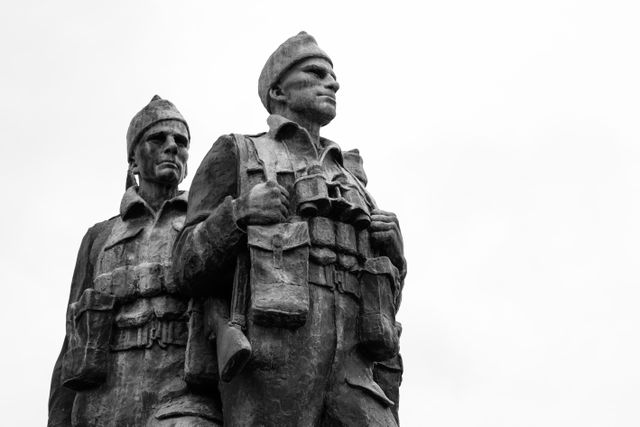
247 222 310 329
358 257 400 361
62 288 116 390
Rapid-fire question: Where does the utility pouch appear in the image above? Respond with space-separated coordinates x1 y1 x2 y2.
335 222 357 255
62 288 116 390
308 217 335 248
336 222 358 270
358 257 400 361
356 229 373 261
248 222 310 329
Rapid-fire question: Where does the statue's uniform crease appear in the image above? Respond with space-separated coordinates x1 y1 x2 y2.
49 96 222 427
174 114 403 426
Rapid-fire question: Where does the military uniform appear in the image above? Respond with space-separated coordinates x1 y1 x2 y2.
48 188 222 426
174 114 405 426
49 95 222 427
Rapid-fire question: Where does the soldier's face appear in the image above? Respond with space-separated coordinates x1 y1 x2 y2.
278 57 340 126
133 120 189 187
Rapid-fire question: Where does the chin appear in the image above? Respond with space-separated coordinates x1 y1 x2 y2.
156 172 181 186
313 106 336 126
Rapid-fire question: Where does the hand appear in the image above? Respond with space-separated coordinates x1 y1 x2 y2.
370 209 405 273
233 180 290 227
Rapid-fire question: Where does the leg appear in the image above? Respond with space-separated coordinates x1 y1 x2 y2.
220 286 336 427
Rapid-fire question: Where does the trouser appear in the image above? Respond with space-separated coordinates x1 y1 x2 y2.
220 284 397 427
71 343 221 427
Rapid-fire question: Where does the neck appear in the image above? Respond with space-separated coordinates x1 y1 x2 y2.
280 111 321 146
137 179 178 212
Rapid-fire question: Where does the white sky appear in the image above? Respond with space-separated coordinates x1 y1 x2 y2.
2 1 640 426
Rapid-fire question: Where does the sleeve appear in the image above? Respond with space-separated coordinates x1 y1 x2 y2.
48 226 97 427
344 148 406 295
173 134 246 297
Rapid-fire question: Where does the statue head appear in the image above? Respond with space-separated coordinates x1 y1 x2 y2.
126 95 190 189
259 32 339 127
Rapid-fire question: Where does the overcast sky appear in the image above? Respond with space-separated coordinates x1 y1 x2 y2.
2 1 640 426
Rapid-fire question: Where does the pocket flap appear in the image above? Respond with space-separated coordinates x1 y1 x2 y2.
103 218 145 251
248 222 310 251
374 353 404 373
345 372 395 407
154 394 222 422
363 256 399 279
74 289 116 318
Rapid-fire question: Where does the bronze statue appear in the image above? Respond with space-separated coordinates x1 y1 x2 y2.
48 96 222 427
174 32 406 426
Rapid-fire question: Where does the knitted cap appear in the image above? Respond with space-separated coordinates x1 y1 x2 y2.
126 95 189 162
258 32 332 112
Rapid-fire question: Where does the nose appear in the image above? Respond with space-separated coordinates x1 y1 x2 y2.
164 135 178 154
326 76 340 93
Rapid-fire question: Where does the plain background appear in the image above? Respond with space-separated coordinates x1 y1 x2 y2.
2 1 640 426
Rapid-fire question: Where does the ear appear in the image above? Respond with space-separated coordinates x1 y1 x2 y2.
269 85 287 104
129 159 139 175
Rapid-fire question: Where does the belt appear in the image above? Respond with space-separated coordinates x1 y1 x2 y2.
111 318 187 351
308 262 361 300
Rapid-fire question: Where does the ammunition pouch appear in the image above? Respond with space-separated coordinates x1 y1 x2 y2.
110 318 187 351
62 288 116 390
248 222 310 329
93 261 176 300
308 262 360 300
358 257 400 361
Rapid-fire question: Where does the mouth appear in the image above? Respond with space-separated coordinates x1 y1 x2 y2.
319 93 336 104
158 161 179 170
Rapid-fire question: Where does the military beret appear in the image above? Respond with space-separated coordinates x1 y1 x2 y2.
258 31 332 112
126 95 190 162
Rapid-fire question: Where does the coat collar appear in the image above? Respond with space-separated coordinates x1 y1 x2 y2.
266 114 343 165
120 186 188 220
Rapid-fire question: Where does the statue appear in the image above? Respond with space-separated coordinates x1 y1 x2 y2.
173 32 406 426
48 96 222 427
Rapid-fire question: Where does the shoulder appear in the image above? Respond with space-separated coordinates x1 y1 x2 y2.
186 134 244 225
85 216 119 252
342 148 368 187
195 134 240 176
84 216 117 241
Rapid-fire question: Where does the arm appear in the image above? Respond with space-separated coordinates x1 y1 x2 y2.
48 226 99 427
370 209 406 282
342 148 407 281
173 134 293 297
173 135 245 297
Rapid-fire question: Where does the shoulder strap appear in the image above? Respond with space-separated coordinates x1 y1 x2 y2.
232 133 266 195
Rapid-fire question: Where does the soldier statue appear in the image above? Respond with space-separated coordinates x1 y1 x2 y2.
48 96 222 426
173 32 406 426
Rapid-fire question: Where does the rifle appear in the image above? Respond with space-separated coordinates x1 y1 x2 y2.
205 252 251 382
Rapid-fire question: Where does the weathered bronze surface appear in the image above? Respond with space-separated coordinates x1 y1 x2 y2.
174 32 406 426
48 96 222 426
50 32 405 426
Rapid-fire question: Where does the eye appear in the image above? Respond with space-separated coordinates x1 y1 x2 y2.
307 67 326 79
175 135 189 147
146 133 164 144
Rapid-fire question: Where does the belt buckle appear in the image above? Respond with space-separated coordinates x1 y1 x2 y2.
146 319 161 348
